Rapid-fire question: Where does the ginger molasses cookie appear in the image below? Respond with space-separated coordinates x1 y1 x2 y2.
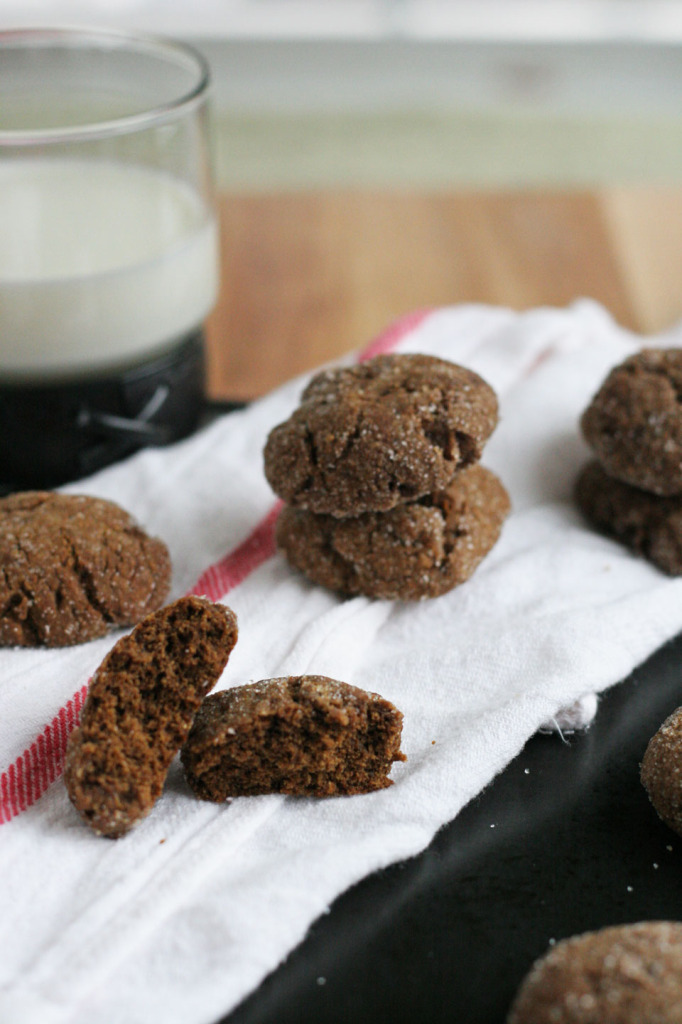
181 675 406 799
641 706 682 837
263 354 498 518
581 348 682 495
64 596 238 838
575 460 682 575
0 491 171 647
276 463 510 600
506 922 682 1024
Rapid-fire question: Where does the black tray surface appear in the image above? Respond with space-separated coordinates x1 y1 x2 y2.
221 630 682 1024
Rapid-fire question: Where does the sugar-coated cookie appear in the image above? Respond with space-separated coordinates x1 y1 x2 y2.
641 705 682 837
581 348 682 495
276 463 510 600
0 491 171 647
507 922 682 1023
264 354 498 517
575 460 682 575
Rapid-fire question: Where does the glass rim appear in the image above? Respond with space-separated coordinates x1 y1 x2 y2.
0 26 211 147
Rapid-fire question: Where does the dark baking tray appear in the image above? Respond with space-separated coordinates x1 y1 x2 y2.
219 629 682 1024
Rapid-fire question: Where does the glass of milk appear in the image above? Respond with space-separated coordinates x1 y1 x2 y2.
0 27 219 489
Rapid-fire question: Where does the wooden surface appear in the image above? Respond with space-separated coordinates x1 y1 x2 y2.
205 187 682 401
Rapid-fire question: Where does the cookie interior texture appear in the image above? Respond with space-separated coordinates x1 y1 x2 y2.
506 921 682 1024
181 675 406 799
575 460 682 576
580 348 682 496
263 354 499 517
641 706 682 837
0 490 171 647
64 596 238 838
276 463 510 600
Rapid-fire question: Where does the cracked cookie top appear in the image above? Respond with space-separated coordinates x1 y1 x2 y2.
581 348 682 495
263 354 499 517
0 491 171 647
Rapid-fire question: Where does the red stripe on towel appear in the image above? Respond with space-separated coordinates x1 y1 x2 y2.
190 500 283 602
0 310 428 823
0 506 284 824
0 685 88 824
358 308 433 362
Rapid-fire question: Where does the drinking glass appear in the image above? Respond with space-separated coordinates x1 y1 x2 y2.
0 27 219 488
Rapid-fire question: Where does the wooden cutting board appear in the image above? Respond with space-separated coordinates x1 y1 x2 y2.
206 187 682 401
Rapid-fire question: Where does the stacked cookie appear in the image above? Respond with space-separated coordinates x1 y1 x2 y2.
576 348 682 575
263 353 510 600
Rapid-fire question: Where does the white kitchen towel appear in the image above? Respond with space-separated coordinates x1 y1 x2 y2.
2 301 682 1024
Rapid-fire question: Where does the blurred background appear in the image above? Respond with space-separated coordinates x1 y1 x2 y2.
3 0 682 398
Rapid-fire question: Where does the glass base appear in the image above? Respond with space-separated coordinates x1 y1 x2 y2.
0 332 205 492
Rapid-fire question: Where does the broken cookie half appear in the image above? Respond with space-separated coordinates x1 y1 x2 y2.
64 595 238 838
181 675 406 800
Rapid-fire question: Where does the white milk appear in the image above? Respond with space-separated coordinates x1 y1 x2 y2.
0 159 219 379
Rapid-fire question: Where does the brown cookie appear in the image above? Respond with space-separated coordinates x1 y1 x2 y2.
181 675 406 799
506 922 682 1024
575 460 682 575
0 491 171 647
276 463 510 600
641 706 682 837
263 354 499 517
581 348 682 495
64 596 238 838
